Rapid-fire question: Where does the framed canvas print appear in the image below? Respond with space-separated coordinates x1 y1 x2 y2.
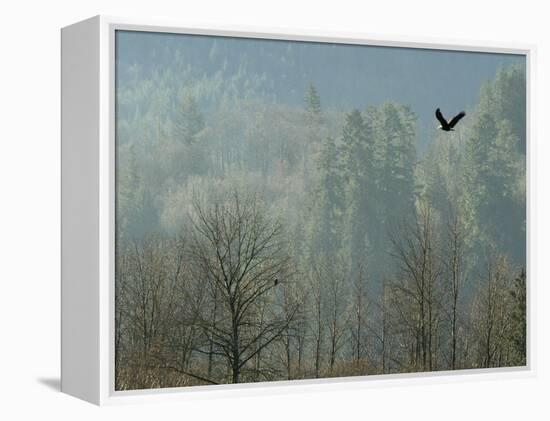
61 16 533 405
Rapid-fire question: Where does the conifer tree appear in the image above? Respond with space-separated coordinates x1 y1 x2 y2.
304 82 322 119
173 94 205 145
309 136 344 257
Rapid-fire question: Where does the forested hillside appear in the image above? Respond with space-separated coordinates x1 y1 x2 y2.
115 31 522 152
114 31 526 390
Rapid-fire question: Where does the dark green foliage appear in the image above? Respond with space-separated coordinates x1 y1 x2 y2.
375 103 416 219
340 109 372 270
462 70 525 265
478 65 526 153
309 136 345 257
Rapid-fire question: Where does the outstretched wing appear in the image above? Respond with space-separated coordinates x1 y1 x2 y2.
435 108 447 126
448 111 466 128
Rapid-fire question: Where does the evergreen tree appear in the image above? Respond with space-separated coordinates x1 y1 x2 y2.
170 94 210 179
302 82 324 175
304 82 322 119
462 113 524 265
173 94 205 145
372 104 417 280
462 112 496 253
339 109 374 271
116 144 159 240
309 136 344 257
376 103 416 222
419 135 463 221
478 65 526 153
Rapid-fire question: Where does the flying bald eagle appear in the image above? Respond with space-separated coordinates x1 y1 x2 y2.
435 108 466 131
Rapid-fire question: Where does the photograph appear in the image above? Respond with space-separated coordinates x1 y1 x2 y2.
113 30 527 391
3 0 550 419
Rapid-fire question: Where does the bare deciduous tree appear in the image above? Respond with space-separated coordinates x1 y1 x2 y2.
349 262 369 364
443 209 467 369
389 201 443 371
470 255 513 368
188 192 296 383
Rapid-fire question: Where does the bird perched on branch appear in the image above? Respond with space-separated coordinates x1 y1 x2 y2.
435 108 466 131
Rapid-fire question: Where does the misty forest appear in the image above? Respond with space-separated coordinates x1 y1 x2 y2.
114 32 527 390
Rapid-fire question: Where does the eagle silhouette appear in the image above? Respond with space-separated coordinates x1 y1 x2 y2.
435 108 466 131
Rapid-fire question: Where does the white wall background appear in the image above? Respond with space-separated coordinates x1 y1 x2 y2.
0 0 547 419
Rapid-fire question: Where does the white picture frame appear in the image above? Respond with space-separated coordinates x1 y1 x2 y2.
61 15 535 405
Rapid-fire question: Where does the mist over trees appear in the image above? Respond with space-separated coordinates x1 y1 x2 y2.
114 33 526 390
